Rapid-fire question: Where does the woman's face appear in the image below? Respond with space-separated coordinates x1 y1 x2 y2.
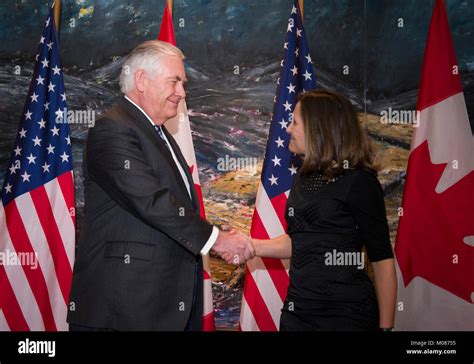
287 102 306 155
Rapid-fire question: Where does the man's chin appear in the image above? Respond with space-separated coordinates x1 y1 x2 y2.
166 108 179 119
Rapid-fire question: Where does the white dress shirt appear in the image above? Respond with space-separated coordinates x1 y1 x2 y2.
124 96 218 255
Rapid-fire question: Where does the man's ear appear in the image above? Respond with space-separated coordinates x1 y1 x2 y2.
134 69 146 93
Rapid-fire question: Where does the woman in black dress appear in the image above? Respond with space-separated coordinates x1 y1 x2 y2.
252 89 397 331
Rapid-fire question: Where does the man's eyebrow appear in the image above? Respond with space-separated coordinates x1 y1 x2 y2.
167 76 188 83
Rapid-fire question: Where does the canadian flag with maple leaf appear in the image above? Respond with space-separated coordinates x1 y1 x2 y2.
157 0 215 331
395 0 474 330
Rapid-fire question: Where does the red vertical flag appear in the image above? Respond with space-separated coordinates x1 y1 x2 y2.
156 0 215 331
395 0 474 330
158 0 176 45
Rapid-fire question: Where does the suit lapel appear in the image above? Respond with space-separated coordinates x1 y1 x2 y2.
117 98 197 209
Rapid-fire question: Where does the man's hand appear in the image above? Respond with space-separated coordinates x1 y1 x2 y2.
212 228 255 265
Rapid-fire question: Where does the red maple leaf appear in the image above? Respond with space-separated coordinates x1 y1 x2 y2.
396 140 474 303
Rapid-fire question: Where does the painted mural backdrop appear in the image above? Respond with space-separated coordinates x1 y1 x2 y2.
1 0 473 329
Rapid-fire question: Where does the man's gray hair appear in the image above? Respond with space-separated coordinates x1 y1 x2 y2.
119 40 185 94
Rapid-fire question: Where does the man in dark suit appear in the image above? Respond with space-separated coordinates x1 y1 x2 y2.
67 41 253 331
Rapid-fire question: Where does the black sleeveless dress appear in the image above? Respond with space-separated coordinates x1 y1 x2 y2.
280 168 393 331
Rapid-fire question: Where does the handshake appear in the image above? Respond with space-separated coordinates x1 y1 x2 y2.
211 226 256 265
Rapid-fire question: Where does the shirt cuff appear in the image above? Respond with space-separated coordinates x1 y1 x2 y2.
200 226 219 256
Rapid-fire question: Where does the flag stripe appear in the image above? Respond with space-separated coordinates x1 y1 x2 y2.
15 191 68 329
242 266 278 331
251 209 290 301
261 257 290 301
252 185 286 238
238 295 258 331
269 193 289 231
45 174 75 269
29 186 72 304
247 257 286 328
0 266 28 331
4 201 56 330
0 205 36 331
57 171 76 225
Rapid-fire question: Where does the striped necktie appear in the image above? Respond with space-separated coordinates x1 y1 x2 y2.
153 125 171 151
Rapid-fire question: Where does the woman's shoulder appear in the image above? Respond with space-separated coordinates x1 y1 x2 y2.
347 167 383 194
350 167 378 180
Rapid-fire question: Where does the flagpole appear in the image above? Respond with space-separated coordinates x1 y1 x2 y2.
54 0 61 32
298 0 304 20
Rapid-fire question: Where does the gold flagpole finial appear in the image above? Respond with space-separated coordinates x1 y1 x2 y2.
54 0 61 31
298 0 304 20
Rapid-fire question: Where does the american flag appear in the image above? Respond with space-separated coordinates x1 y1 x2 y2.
240 0 316 331
0 7 75 331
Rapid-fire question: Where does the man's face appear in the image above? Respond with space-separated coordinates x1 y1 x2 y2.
140 55 186 125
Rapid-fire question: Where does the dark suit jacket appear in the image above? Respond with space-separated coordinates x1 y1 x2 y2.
67 97 213 331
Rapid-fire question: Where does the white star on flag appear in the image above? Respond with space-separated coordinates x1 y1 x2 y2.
279 119 288 129
275 136 285 148
272 156 282 166
38 119 46 129
42 163 51 173
289 165 298 175
32 136 42 146
46 144 55 154
21 171 31 182
268 174 279 185
26 153 37 165
51 126 60 136
4 183 12 194
60 152 69 163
